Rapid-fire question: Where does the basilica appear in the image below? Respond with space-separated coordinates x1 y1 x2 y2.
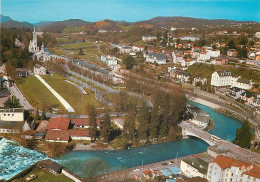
29 27 51 61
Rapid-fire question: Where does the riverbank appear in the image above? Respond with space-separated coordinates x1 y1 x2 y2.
90 152 214 182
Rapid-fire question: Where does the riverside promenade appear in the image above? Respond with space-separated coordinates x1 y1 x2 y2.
89 152 213 182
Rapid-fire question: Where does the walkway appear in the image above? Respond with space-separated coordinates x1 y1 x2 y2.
35 75 75 112
8 84 34 110
180 121 260 166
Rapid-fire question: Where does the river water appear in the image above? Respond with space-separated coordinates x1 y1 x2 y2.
0 102 242 180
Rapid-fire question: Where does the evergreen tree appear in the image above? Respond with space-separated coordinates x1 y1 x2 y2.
79 48 84 55
3 96 21 108
101 112 111 143
150 106 159 138
233 120 252 149
138 104 150 140
35 109 40 120
227 40 236 49
123 108 136 144
89 105 97 142
41 111 47 120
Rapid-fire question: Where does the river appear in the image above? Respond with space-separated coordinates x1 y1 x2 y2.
0 102 243 180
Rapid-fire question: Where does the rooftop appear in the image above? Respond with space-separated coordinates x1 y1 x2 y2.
216 70 232 77
46 117 70 130
45 130 70 141
0 108 24 113
148 52 166 60
69 129 89 137
214 155 260 179
208 145 229 154
70 118 101 126
182 157 209 175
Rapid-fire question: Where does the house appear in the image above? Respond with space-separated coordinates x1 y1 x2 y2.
146 52 167 64
207 155 260 182
101 55 118 66
15 68 28 77
45 130 70 143
229 87 245 100
212 57 228 65
207 145 229 158
255 32 260 39
181 59 195 67
70 118 101 129
188 106 210 129
227 49 238 57
232 77 253 90
193 77 207 86
0 108 24 122
180 157 209 178
22 130 36 139
36 120 48 132
69 129 90 140
177 72 190 83
142 169 155 180
172 52 184 64
211 70 232 87
48 161 63 175
46 117 71 130
241 91 255 104
142 35 157 42
120 46 132 54
34 64 47 75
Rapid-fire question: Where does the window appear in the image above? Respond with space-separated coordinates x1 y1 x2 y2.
4 114 6 116
12 114 14 116
231 173 234 177
8 114 10 116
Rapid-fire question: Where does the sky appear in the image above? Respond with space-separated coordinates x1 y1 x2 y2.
1 0 260 23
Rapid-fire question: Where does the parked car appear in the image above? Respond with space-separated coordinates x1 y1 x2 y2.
162 163 168 166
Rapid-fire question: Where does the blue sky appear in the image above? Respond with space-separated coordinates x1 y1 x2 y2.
1 0 260 23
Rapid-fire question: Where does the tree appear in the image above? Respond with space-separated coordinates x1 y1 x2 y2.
3 96 21 108
227 40 236 49
41 111 47 120
138 103 150 140
233 120 252 149
123 55 135 69
101 112 112 143
123 107 136 145
79 48 84 55
238 46 248 58
89 105 97 142
35 109 40 120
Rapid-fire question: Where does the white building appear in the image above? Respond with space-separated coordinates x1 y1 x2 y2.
146 52 167 64
34 64 47 75
231 76 253 90
142 35 157 42
0 108 24 122
188 106 210 129
255 32 260 39
101 55 118 66
211 70 232 87
180 157 209 178
207 155 260 182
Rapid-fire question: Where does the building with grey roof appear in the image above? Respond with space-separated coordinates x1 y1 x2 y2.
180 157 209 178
146 52 167 64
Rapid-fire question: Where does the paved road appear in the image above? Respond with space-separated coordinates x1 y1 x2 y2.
180 121 260 166
8 84 34 110
67 68 153 107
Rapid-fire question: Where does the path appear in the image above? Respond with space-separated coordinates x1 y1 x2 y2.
35 75 75 112
8 84 34 110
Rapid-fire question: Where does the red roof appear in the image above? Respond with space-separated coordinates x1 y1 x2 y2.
23 130 36 136
36 120 48 131
214 155 260 179
69 129 89 137
45 130 70 141
46 117 70 130
143 169 153 176
71 118 101 126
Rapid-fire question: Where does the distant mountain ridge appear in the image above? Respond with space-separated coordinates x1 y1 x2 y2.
0 14 258 30
0 14 12 23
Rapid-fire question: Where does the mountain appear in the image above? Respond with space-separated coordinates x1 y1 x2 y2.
0 14 13 23
138 16 256 28
1 20 33 28
34 21 53 27
43 19 89 32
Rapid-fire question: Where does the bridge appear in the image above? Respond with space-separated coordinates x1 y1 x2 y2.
179 121 260 166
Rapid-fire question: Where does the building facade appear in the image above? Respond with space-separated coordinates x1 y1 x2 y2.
0 108 24 122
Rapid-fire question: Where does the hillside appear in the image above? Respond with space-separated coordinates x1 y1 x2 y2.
1 20 33 28
34 21 53 27
0 14 12 23
43 19 89 33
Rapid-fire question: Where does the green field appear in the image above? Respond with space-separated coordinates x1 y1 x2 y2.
49 42 101 66
63 26 85 33
16 76 64 110
41 73 103 113
13 169 73 182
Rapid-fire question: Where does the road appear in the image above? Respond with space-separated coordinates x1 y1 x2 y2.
180 121 260 166
8 84 34 110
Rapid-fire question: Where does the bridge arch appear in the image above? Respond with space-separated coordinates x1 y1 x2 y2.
182 130 216 146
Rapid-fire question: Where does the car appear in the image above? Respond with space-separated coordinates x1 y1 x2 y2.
169 161 174 164
26 174 37 181
162 162 168 166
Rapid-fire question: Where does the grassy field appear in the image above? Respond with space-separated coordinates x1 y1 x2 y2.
56 37 71 43
13 169 73 182
41 73 103 114
63 26 85 33
49 42 101 66
16 76 64 110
